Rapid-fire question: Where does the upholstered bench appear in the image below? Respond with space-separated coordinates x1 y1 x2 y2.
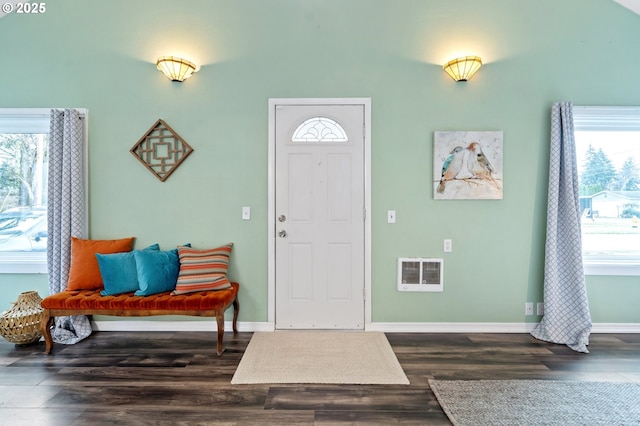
40 282 239 356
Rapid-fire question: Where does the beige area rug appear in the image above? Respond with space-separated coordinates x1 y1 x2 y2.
429 379 640 426
231 331 409 385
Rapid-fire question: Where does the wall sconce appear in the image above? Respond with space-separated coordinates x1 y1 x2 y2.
443 56 483 82
156 56 197 82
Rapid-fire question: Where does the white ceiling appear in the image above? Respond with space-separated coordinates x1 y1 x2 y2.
0 1 22 18
2 0 640 19
614 0 640 15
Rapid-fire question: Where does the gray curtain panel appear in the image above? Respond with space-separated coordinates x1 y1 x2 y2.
531 102 592 353
47 108 91 344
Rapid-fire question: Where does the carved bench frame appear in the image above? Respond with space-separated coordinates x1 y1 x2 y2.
41 293 239 356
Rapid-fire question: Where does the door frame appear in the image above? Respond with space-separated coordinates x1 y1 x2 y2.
267 98 372 330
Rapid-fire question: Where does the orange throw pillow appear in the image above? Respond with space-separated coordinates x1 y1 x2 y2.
66 237 135 291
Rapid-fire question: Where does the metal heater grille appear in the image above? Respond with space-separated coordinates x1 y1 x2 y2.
397 258 443 292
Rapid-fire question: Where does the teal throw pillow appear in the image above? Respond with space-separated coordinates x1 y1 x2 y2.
133 248 180 296
97 244 160 296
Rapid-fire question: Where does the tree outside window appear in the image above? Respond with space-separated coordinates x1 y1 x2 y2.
0 133 48 211
0 134 49 253
575 120 640 275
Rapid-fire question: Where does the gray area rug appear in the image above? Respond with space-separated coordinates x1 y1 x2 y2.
231 331 409 385
429 379 640 426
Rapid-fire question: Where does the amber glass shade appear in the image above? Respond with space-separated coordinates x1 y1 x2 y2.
443 56 482 82
156 56 197 82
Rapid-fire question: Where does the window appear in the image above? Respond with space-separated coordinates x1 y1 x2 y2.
574 106 640 276
0 108 87 274
0 109 51 273
291 117 349 142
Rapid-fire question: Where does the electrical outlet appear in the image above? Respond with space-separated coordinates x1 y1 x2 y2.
525 302 534 316
443 239 452 252
537 302 544 316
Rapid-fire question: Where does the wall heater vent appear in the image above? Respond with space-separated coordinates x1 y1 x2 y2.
397 258 444 292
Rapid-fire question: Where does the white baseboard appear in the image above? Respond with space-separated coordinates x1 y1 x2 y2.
91 320 640 334
91 320 274 333
366 322 538 333
590 323 640 333
368 322 640 333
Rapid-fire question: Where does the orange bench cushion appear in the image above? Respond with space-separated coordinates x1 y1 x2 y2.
42 282 239 312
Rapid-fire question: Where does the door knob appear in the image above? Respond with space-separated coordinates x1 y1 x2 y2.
278 230 288 238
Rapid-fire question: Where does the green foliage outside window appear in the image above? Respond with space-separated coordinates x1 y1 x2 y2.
0 134 48 212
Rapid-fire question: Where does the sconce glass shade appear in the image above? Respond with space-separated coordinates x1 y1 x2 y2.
443 56 483 82
156 56 197 82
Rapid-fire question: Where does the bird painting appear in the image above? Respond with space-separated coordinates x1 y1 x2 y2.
466 142 494 178
436 146 464 193
466 141 501 190
433 131 503 200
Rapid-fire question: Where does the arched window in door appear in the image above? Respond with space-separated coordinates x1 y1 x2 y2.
292 116 349 142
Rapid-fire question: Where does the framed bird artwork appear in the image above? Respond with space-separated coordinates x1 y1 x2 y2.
433 131 503 200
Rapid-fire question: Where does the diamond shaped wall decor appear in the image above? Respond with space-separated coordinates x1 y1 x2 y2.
130 119 193 182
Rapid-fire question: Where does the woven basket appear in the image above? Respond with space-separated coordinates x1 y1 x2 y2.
0 291 44 345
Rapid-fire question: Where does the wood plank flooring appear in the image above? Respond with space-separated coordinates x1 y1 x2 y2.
0 331 639 425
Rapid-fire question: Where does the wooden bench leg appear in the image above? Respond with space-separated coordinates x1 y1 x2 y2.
216 295 239 355
41 311 54 355
232 296 239 334
215 311 225 356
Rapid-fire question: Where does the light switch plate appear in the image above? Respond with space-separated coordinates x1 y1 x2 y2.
387 210 396 223
242 207 251 220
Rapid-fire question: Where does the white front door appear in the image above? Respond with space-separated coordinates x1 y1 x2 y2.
273 102 366 329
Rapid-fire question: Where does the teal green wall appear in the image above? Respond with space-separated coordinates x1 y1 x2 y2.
1 0 639 325
1 275 49 311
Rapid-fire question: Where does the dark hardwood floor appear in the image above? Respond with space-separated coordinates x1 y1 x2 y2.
1 330 639 425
